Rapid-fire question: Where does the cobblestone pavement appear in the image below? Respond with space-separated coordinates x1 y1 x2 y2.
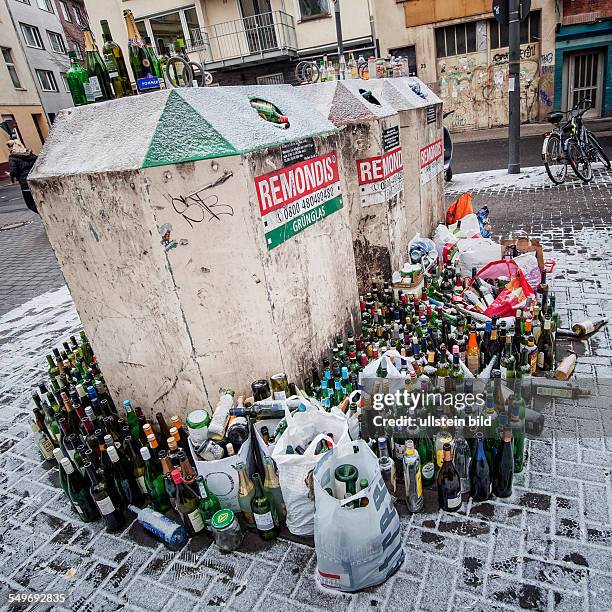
0 170 611 612
0 184 65 317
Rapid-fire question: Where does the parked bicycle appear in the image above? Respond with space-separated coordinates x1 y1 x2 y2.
542 98 610 185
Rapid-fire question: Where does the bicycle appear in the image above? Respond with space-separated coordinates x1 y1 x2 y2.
542 98 610 184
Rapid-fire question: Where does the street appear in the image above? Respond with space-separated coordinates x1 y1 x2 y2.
453 134 612 174
1 153 611 611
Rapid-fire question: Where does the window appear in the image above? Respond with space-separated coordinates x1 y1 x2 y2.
435 22 477 58
136 7 201 54
48 31 67 54
36 69 58 92
60 72 70 92
74 6 86 27
1 48 22 89
71 42 83 60
59 1 71 22
256 73 284 85
15 0 31 4
36 0 54 13
20 23 44 49
389 45 417 76
489 10 540 50
298 0 329 19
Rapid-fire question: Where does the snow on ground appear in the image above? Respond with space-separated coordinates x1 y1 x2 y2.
446 165 556 193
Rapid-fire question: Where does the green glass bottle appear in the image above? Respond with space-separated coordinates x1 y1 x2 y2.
60 458 100 522
82 28 113 102
171 469 206 536
509 402 524 473
140 446 170 512
500 334 516 379
263 456 286 524
100 19 132 98
144 36 162 79
123 9 159 92
66 50 91 106
196 476 221 530
416 429 435 487
251 473 278 540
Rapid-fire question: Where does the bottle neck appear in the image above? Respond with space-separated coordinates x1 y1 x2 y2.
101 21 112 43
83 30 96 53
252 474 264 497
124 12 142 42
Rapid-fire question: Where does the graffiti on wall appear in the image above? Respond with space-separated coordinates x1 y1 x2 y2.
437 43 553 130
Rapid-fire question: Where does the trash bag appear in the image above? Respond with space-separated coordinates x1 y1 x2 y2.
513 253 541 291
433 224 458 262
313 439 404 592
407 233 438 270
359 352 407 396
476 260 535 318
457 237 502 277
449 213 482 238
476 206 491 238
446 192 473 225
271 402 350 536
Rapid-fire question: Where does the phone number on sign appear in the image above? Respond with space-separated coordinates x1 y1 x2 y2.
8 593 66 603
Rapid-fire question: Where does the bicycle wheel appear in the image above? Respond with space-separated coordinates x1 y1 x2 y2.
543 133 567 184
567 138 593 182
587 132 611 169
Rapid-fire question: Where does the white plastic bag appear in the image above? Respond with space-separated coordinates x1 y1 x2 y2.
433 224 458 261
271 403 350 536
457 237 502 277
359 352 407 396
514 253 540 291
313 439 404 592
449 212 482 238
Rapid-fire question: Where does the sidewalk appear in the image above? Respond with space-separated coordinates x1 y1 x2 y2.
452 117 612 143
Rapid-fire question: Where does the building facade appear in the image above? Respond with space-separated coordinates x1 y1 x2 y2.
373 0 560 132
83 0 375 85
7 0 73 123
554 0 612 117
1 0 48 174
53 0 88 60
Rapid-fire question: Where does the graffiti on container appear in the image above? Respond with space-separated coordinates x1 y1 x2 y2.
169 170 234 228
541 52 553 65
159 223 178 251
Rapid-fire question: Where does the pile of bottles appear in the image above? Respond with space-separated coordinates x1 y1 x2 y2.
312 51 414 82
31 333 287 550
66 10 191 105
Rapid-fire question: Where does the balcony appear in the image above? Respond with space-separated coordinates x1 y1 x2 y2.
187 11 298 69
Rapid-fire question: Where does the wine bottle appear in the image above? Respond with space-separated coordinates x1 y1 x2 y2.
171 469 206 536
84 461 125 532
263 456 286 524
571 318 608 337
251 473 278 540
437 443 462 512
453 431 471 496
140 446 170 512
509 404 524 474
123 9 159 92
416 428 435 487
236 462 256 531
493 428 514 498
469 433 491 501
377 437 397 496
403 441 423 512
100 19 131 98
107 444 144 507
82 27 113 102
60 458 100 522
196 476 221 530
537 318 555 371
66 50 91 105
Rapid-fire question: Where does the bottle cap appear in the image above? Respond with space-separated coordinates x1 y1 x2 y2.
60 457 74 474
171 468 183 484
52 447 64 462
211 509 234 530
186 410 209 429
123 400 132 409
140 446 151 461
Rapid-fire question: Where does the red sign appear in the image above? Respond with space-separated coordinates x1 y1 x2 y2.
419 139 443 170
255 152 339 216
357 147 403 186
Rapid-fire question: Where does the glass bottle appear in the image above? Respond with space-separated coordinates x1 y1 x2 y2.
144 36 162 79
84 461 125 532
403 441 423 512
123 9 158 92
66 50 91 105
263 456 286 524
251 473 278 540
537 318 555 371
60 458 100 522
196 476 221 530
236 462 256 531
171 469 206 536
82 27 113 102
377 437 396 496
100 19 131 98
453 429 471 496
493 429 514 498
470 433 491 501
140 446 170 512
437 443 462 512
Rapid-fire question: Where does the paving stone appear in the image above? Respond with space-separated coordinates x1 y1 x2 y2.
485 575 549 612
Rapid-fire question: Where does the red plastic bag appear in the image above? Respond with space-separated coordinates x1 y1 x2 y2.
446 192 473 225
476 260 534 318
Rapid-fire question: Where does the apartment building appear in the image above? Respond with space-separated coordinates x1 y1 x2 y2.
84 0 376 85
1 0 48 174
53 0 88 60
373 0 560 131
7 0 73 122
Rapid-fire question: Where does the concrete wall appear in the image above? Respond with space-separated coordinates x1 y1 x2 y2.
7 0 73 120
372 0 559 131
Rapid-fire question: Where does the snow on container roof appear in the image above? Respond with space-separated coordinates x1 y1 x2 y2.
383 77 442 109
30 90 171 178
298 80 397 126
31 85 338 178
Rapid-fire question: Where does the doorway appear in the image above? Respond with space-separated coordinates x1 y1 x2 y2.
239 0 277 54
567 50 604 117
